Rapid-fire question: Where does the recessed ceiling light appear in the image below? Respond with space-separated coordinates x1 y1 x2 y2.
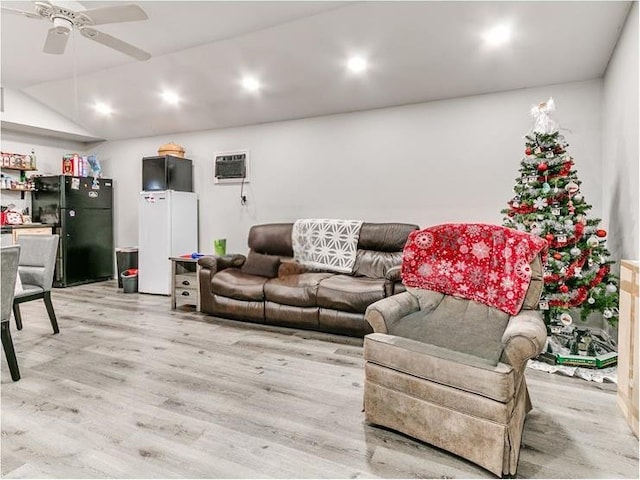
94 102 112 115
161 90 180 105
483 24 511 47
347 56 367 73
242 77 260 92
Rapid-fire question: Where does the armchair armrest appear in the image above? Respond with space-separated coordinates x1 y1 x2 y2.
198 254 246 272
500 309 547 373
364 291 419 334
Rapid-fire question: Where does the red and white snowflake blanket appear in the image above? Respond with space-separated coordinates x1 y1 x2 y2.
401 224 548 315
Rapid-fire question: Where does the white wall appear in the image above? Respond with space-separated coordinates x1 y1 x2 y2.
92 79 603 255
1 130 87 213
1 88 100 140
602 2 639 262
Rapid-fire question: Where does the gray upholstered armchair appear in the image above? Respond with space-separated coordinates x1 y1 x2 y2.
13 235 60 334
362 224 547 477
2 245 21 381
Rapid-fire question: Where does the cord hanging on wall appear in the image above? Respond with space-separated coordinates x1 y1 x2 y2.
240 177 247 205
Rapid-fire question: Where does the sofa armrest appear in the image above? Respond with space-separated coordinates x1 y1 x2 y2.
500 309 547 373
385 265 402 283
364 291 419 334
198 254 246 272
383 265 403 296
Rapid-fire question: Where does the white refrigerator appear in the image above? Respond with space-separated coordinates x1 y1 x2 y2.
138 190 198 294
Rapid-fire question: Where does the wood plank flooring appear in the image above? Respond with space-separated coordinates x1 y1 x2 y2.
1 280 638 478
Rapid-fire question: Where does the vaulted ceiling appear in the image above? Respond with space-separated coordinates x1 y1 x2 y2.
0 1 633 141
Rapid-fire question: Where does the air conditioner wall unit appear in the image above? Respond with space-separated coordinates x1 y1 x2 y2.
214 150 249 184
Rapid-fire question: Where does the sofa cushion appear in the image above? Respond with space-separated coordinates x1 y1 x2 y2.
317 275 386 313
264 272 335 307
211 269 268 301
364 333 516 403
241 251 281 278
358 223 420 251
353 250 402 278
388 294 510 365
248 223 294 256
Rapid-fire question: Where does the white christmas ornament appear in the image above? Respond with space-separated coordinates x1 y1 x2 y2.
565 182 579 193
603 309 613 319
574 194 583 202
559 312 573 326
606 283 617 294
533 197 547 210
588 296 595 304
570 247 581 256
587 236 599 247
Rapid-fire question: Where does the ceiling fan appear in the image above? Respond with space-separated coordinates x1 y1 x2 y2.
1 1 151 60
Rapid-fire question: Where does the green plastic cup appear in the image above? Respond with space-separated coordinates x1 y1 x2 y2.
214 238 227 256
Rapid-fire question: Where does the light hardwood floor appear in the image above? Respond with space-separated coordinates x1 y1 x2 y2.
1 280 638 478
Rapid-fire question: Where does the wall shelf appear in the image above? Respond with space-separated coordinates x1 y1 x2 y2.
1 166 37 172
1 160 38 199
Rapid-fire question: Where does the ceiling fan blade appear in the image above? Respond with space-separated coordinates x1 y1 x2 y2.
79 27 151 61
78 4 148 26
43 27 69 54
0 6 43 19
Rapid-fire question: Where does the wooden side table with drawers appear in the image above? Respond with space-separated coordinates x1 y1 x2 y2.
170 256 200 311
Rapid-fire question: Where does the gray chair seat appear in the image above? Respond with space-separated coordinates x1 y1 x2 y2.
16 283 45 297
365 333 516 404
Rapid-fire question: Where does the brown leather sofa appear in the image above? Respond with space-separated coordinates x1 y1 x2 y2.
198 222 419 336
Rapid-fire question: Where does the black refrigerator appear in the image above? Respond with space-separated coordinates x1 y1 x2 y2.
32 176 114 287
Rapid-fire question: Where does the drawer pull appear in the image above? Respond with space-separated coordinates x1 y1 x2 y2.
182 280 191 286
181 291 190 297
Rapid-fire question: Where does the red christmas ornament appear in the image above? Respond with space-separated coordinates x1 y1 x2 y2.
537 163 548 172
554 253 562 260
559 285 569 293
545 233 554 243
575 223 584 235
525 147 532 155
596 229 607 238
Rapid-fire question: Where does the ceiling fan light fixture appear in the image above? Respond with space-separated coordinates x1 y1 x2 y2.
52 16 72 34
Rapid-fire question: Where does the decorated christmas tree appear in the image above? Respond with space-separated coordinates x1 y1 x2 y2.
502 98 619 331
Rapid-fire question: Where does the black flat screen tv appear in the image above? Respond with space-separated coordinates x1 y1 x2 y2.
142 155 193 192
